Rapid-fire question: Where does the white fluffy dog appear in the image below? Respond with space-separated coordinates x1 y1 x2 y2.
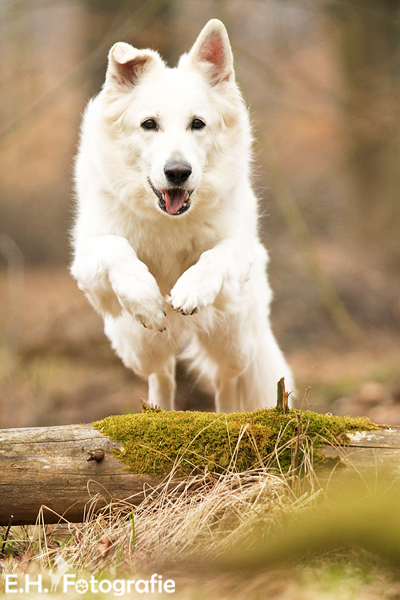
71 19 293 412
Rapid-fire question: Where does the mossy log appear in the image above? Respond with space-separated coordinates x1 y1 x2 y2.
0 408 396 526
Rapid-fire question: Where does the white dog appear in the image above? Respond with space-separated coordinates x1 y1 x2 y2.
71 19 293 412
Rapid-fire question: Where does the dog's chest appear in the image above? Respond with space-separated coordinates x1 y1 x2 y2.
127 224 213 295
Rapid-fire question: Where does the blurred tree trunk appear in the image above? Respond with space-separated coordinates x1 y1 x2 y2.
327 0 400 261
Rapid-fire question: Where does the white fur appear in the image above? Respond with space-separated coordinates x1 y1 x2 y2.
71 19 293 412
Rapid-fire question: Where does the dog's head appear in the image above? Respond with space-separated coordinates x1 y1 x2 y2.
99 20 250 217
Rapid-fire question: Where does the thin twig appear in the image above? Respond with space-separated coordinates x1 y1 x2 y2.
1 514 14 557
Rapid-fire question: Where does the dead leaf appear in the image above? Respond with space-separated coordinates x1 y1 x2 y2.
98 535 112 558
19 548 34 573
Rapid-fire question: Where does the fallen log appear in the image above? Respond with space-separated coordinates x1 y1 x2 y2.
321 428 400 471
0 423 164 526
0 408 398 526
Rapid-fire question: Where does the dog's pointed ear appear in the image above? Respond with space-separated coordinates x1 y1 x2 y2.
189 20 233 85
106 42 160 89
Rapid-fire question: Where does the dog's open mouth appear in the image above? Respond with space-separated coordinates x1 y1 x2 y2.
148 179 193 216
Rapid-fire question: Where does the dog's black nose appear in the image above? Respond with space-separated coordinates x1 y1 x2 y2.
164 161 192 186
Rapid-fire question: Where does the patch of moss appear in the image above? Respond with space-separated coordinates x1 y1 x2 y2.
93 408 379 477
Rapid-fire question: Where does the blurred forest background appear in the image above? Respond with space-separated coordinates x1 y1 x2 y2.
0 0 399 428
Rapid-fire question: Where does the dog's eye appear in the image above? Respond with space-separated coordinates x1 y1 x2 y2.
191 118 206 131
141 119 158 130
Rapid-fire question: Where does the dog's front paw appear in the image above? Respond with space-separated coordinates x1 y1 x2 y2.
135 311 166 332
168 264 223 315
120 288 166 333
110 264 166 332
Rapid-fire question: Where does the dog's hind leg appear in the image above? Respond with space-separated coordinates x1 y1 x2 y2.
104 314 178 410
209 327 292 412
148 355 176 410
193 310 293 412
193 327 244 413
214 375 240 413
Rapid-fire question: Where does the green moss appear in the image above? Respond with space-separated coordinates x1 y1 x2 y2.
92 408 379 477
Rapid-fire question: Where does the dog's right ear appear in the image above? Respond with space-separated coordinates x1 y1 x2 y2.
105 42 160 90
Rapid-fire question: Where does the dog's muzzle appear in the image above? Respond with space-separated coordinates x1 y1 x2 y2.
148 179 193 216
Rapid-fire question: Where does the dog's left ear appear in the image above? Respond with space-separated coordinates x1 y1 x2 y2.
189 19 233 85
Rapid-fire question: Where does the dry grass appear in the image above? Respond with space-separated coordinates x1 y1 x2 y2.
1 459 320 571
56 470 308 572
0 471 317 599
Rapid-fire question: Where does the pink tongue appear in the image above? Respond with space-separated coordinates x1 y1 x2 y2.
164 189 186 215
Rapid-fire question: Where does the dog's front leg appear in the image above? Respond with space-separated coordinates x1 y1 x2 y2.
72 234 166 332
169 238 254 315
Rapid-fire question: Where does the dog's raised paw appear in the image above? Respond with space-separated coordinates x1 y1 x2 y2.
172 304 198 316
169 264 223 315
166 294 195 316
134 308 166 332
